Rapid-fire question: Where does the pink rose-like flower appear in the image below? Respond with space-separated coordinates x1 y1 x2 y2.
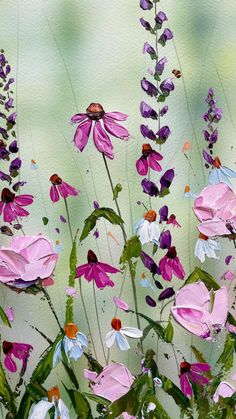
0 187 33 223
84 363 134 402
159 246 185 281
0 235 58 288
3 340 33 373
136 143 163 176
76 250 120 289
171 282 228 340
179 361 210 398
49 174 78 203
71 103 129 160
213 381 235 403
193 182 236 237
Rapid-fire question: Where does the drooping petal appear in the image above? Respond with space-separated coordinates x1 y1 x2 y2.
189 371 209 386
50 185 60 203
97 262 120 274
136 156 148 176
103 117 129 139
14 194 34 206
180 373 193 397
58 399 70 419
93 121 114 159
76 263 90 278
159 256 172 281
121 327 143 339
53 340 63 367
171 256 185 279
76 332 88 347
71 113 87 123
105 112 128 121
116 332 130 351
105 330 116 348
74 118 92 151
149 221 160 245
191 363 211 373
147 153 162 172
4 354 17 372
58 181 78 199
29 400 54 419
210 287 228 330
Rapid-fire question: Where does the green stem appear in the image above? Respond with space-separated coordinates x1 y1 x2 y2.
64 198 73 244
102 154 142 349
79 277 98 359
92 280 107 364
42 288 63 332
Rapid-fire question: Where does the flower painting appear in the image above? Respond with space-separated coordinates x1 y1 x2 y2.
0 1 235 418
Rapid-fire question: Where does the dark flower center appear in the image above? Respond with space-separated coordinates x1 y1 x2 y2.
111 317 122 331
142 143 152 157
1 188 15 203
50 174 62 185
199 232 208 241
87 250 98 264
2 341 13 354
180 361 191 375
166 246 177 259
86 103 105 120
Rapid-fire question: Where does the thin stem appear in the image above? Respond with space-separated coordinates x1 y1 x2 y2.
42 288 63 332
92 280 107 364
102 154 142 349
79 277 98 359
64 198 73 244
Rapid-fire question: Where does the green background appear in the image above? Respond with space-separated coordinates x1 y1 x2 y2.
0 0 236 416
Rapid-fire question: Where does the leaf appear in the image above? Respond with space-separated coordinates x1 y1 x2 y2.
217 333 235 371
160 376 190 413
66 235 77 323
42 217 49 225
0 360 16 414
113 183 122 200
27 382 47 401
83 392 110 407
165 320 174 343
183 267 220 291
83 352 103 374
191 346 212 379
80 207 123 241
142 394 171 419
129 310 166 340
0 306 11 327
65 388 92 418
192 382 210 418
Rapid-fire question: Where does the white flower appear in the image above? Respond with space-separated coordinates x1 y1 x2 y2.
209 157 236 187
53 323 87 367
29 386 70 419
105 318 143 351
195 234 220 263
147 402 156 413
135 210 160 245
184 185 197 199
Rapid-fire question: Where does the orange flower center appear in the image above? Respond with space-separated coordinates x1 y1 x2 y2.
199 232 208 241
50 174 62 185
86 103 105 120
111 317 122 331
47 385 60 402
184 185 190 193
64 323 79 339
142 143 152 155
144 209 157 222
213 157 221 168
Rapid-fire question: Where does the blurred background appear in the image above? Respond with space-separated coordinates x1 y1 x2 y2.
0 0 236 416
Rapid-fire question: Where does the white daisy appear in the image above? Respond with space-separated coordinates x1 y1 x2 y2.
195 233 220 263
29 386 70 419
105 318 143 351
53 323 87 367
135 209 160 245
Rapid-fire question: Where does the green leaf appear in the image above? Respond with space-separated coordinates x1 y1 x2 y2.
183 267 220 290
192 382 210 418
133 311 166 341
83 352 103 374
66 235 77 323
0 306 11 327
217 333 235 371
65 389 92 418
142 394 171 419
113 183 122 200
126 236 142 260
165 320 174 343
27 382 47 401
191 346 212 378
157 94 166 102
42 217 49 225
0 360 16 414
83 392 110 407
80 207 123 241
160 376 190 413
227 312 236 328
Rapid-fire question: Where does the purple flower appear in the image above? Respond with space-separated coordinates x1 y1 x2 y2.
143 42 156 58
225 255 233 265
141 78 158 97
156 125 171 143
4 78 14 91
140 251 161 275
159 105 168 117
93 201 100 209
155 11 168 28
12 181 26 192
140 18 151 31
136 143 163 176
141 178 159 196
5 98 13 111
7 112 17 125
203 150 214 165
160 78 175 96
71 103 129 160
140 102 158 119
159 205 168 222
140 124 156 140
0 127 9 140
158 28 173 46
213 107 222 122
155 57 167 76
9 158 21 173
9 140 18 153
160 169 175 193
146 295 156 307
159 230 172 250
3 341 33 373
0 171 11 182
158 287 175 301
179 362 210 398
140 0 153 10
159 246 185 281
93 229 99 239
0 142 9 160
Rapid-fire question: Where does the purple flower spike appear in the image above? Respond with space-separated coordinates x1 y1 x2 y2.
155 11 168 28
203 150 214 165
141 78 158 97
160 78 175 96
146 295 156 307
9 140 18 153
160 105 168 117
159 205 168 222
140 102 158 119
140 251 161 276
155 57 168 76
140 0 153 10
160 169 175 193
140 124 156 140
0 171 11 182
158 28 173 46
156 125 171 143
140 17 151 31
159 230 172 250
158 287 175 301
141 178 159 196
93 201 100 209
9 157 21 173
143 42 156 58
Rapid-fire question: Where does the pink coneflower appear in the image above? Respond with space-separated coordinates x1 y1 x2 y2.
76 250 120 289
0 188 33 223
3 340 33 373
159 246 185 281
136 144 163 176
71 103 129 160
179 361 210 398
49 174 78 203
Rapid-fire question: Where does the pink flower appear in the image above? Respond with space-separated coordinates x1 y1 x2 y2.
0 235 58 288
49 174 78 203
167 214 181 227
3 340 33 373
179 361 210 398
84 363 134 402
113 296 129 311
76 250 119 289
0 187 33 223
136 143 163 175
159 246 185 281
71 103 129 160
213 381 235 402
171 282 228 340
193 182 236 237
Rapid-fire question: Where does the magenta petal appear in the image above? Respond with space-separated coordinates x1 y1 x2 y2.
148 154 162 172
105 112 128 121
189 371 209 386
14 195 33 206
159 256 172 281
3 203 16 223
103 117 129 139
172 257 185 279
50 185 60 203
97 262 120 274
76 264 90 278
93 121 114 159
71 113 87 123
191 363 211 373
136 156 148 176
58 182 78 199
180 374 192 397
74 118 92 151
4 354 17 373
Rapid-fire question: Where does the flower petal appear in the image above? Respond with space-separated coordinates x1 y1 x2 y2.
121 327 143 339
180 373 192 397
29 400 54 419
74 118 92 151
116 332 130 351
93 121 114 159
105 330 116 348
103 116 129 139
